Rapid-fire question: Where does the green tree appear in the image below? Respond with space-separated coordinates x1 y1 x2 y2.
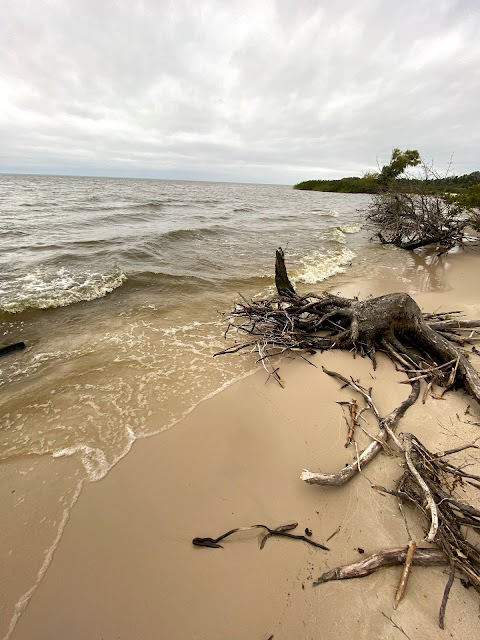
450 184 480 209
378 148 421 185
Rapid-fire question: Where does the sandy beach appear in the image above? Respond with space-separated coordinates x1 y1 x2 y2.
6 248 480 640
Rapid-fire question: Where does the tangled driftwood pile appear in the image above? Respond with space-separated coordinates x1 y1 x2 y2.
217 249 480 403
213 249 480 628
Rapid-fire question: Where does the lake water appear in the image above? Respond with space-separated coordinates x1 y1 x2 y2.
0 175 378 480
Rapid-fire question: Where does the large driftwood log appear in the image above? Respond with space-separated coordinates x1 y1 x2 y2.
313 547 447 586
0 341 26 356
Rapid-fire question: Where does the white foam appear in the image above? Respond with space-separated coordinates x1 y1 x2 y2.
292 248 356 285
0 268 126 313
320 210 339 217
338 224 361 234
52 425 135 481
329 228 347 244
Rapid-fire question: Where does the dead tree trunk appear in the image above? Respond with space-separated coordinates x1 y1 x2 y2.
274 247 296 297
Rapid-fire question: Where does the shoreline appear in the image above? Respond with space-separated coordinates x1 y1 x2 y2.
6 247 480 640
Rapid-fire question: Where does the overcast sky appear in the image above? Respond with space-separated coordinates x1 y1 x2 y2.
1 0 479 184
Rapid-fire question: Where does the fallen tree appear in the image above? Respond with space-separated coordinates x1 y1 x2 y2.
367 156 480 251
214 248 480 627
368 189 470 251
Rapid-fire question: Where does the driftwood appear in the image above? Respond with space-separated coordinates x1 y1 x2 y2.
216 249 480 406
317 434 480 628
192 522 329 551
0 341 26 356
397 435 480 591
301 368 419 485
274 247 296 297
393 539 417 609
313 546 447 585
367 190 470 251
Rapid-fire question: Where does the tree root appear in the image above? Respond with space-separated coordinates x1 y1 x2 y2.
216 249 480 407
312 432 480 627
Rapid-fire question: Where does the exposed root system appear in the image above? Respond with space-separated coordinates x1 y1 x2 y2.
216 249 480 405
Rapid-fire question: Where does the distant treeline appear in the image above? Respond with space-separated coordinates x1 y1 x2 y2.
294 177 377 193
294 171 480 195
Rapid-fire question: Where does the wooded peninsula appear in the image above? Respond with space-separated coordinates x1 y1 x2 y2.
294 148 480 202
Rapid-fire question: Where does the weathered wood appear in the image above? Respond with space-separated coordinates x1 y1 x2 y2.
0 341 26 357
192 522 329 551
220 248 480 407
313 547 447 586
393 539 417 609
301 368 420 486
274 247 296 297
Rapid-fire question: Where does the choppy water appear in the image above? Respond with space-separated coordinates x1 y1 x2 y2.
0 174 373 480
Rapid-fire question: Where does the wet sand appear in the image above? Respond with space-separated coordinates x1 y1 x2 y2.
7 249 480 640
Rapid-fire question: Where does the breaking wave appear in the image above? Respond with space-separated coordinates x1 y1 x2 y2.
0 267 126 313
329 224 362 245
292 247 356 285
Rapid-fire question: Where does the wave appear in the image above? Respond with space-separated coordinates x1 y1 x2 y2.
53 429 135 481
329 228 347 245
143 200 164 208
19 201 58 208
328 224 361 245
312 209 339 217
0 268 126 314
59 200 169 214
160 226 222 242
122 270 273 293
292 247 356 285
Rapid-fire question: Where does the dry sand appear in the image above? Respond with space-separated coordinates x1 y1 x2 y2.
8 249 480 640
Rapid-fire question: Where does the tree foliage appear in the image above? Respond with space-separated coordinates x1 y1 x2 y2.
377 148 421 185
294 177 377 193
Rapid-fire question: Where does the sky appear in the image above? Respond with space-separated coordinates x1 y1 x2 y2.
1 0 479 184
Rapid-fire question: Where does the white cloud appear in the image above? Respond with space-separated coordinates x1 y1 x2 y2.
1 0 479 182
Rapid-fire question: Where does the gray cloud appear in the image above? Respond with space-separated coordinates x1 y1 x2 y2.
1 0 479 183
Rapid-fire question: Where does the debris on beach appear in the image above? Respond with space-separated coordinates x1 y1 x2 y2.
192 522 329 551
214 249 480 628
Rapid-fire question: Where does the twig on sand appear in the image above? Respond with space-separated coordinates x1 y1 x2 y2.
192 522 329 551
